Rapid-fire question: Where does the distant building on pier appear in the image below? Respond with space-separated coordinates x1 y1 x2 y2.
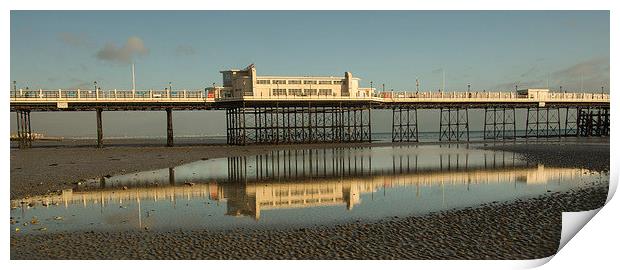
211 64 375 98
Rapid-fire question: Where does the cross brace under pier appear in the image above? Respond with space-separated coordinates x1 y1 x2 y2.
226 105 371 145
392 107 419 142
439 107 469 141
525 107 561 138
483 107 516 140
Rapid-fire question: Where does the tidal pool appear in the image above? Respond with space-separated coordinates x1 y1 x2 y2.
10 145 607 234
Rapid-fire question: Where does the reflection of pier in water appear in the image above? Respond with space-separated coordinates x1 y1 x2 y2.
222 164 582 219
226 147 526 182
12 147 590 221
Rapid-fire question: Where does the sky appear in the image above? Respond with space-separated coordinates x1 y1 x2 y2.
10 11 610 137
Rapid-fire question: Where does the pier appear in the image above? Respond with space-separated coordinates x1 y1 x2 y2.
10 88 610 148
9 65 610 148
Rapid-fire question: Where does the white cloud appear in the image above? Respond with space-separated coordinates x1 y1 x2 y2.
96 36 149 63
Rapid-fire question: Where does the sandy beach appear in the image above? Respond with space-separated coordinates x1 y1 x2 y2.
9 138 610 259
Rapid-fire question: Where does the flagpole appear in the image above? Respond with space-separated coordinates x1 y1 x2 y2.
131 62 136 91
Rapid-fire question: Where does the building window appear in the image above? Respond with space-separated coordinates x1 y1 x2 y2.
288 89 303 96
319 89 332 95
272 80 287 84
319 80 332 85
303 80 317 84
288 80 302 84
305 89 318 96
272 89 286 96
333 80 343 85
257 80 271 84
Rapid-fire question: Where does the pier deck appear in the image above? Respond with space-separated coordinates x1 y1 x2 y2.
10 89 610 147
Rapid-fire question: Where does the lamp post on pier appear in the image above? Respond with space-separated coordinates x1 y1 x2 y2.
416 78 420 93
168 81 172 98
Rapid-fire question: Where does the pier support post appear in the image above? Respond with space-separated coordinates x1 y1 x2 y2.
439 107 469 141
166 108 174 147
225 105 370 145
577 107 610 137
483 107 516 140
15 110 33 149
602 108 610 136
226 107 247 145
391 106 419 142
577 107 591 137
96 108 103 148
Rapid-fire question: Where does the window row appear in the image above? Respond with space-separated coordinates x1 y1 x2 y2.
271 88 333 96
257 79 343 85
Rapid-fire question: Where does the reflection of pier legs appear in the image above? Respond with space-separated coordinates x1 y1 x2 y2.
483 107 516 140
525 107 561 138
392 153 418 174
439 153 470 171
228 156 248 182
483 151 517 169
169 167 175 186
391 107 419 142
439 107 469 141
226 105 371 145
228 148 373 181
15 110 32 149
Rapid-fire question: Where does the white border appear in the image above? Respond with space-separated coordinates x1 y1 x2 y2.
2 1 617 269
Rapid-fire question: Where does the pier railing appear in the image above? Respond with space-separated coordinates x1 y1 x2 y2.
9 89 610 103
10 89 207 101
376 91 609 100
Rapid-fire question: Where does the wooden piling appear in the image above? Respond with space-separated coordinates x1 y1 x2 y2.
96 108 103 148
166 108 173 147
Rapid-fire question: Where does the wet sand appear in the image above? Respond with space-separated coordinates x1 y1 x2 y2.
9 138 610 259
478 140 610 172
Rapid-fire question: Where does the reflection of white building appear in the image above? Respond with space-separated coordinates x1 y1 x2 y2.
11 166 592 221
209 64 375 98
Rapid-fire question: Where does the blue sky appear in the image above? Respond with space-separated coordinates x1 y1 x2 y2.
11 11 609 92
9 11 610 137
